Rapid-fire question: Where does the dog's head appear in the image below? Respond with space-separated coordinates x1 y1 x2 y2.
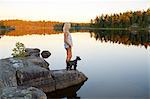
76 56 81 61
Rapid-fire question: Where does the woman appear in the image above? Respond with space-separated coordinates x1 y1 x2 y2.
63 22 73 69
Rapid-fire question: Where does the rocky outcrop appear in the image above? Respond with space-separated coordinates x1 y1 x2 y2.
51 70 87 90
0 57 49 99
0 48 87 99
0 59 17 88
1 87 47 99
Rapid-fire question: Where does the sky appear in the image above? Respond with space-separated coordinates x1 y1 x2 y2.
0 0 149 23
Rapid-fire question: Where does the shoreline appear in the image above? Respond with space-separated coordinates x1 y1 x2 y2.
81 27 150 31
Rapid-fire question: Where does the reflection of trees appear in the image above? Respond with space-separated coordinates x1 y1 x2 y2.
3 28 89 36
54 28 89 33
4 29 61 36
0 30 10 39
90 30 150 49
0 35 2 39
0 30 7 35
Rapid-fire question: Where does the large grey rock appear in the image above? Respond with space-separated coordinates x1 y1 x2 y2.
0 58 18 87
16 64 55 93
0 58 20 96
51 69 88 90
0 57 54 93
1 86 47 99
0 48 88 98
0 56 87 93
10 57 54 92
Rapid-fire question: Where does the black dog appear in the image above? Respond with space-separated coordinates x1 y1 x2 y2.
66 56 81 70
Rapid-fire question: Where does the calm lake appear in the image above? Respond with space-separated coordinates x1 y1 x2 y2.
0 30 150 99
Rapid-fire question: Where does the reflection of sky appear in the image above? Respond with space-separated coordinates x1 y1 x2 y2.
0 0 149 22
0 32 149 98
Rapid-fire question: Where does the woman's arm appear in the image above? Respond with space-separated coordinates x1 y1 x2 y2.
64 32 72 47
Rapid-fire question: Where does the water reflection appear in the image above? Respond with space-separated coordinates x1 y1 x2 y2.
90 30 150 49
0 28 89 36
46 81 86 98
2 29 61 36
0 30 11 39
0 30 7 35
2 28 150 49
0 32 149 98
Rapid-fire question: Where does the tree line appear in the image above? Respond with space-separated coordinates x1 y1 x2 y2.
0 19 90 32
90 8 150 28
54 22 90 31
0 20 59 30
0 20 63 35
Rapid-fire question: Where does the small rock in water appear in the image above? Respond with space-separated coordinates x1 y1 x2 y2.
41 51 51 58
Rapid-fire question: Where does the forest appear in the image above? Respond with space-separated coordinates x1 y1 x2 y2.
90 9 150 29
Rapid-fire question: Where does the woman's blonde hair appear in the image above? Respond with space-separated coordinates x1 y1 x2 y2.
63 22 71 32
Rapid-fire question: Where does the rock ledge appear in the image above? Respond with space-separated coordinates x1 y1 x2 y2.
0 48 87 99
